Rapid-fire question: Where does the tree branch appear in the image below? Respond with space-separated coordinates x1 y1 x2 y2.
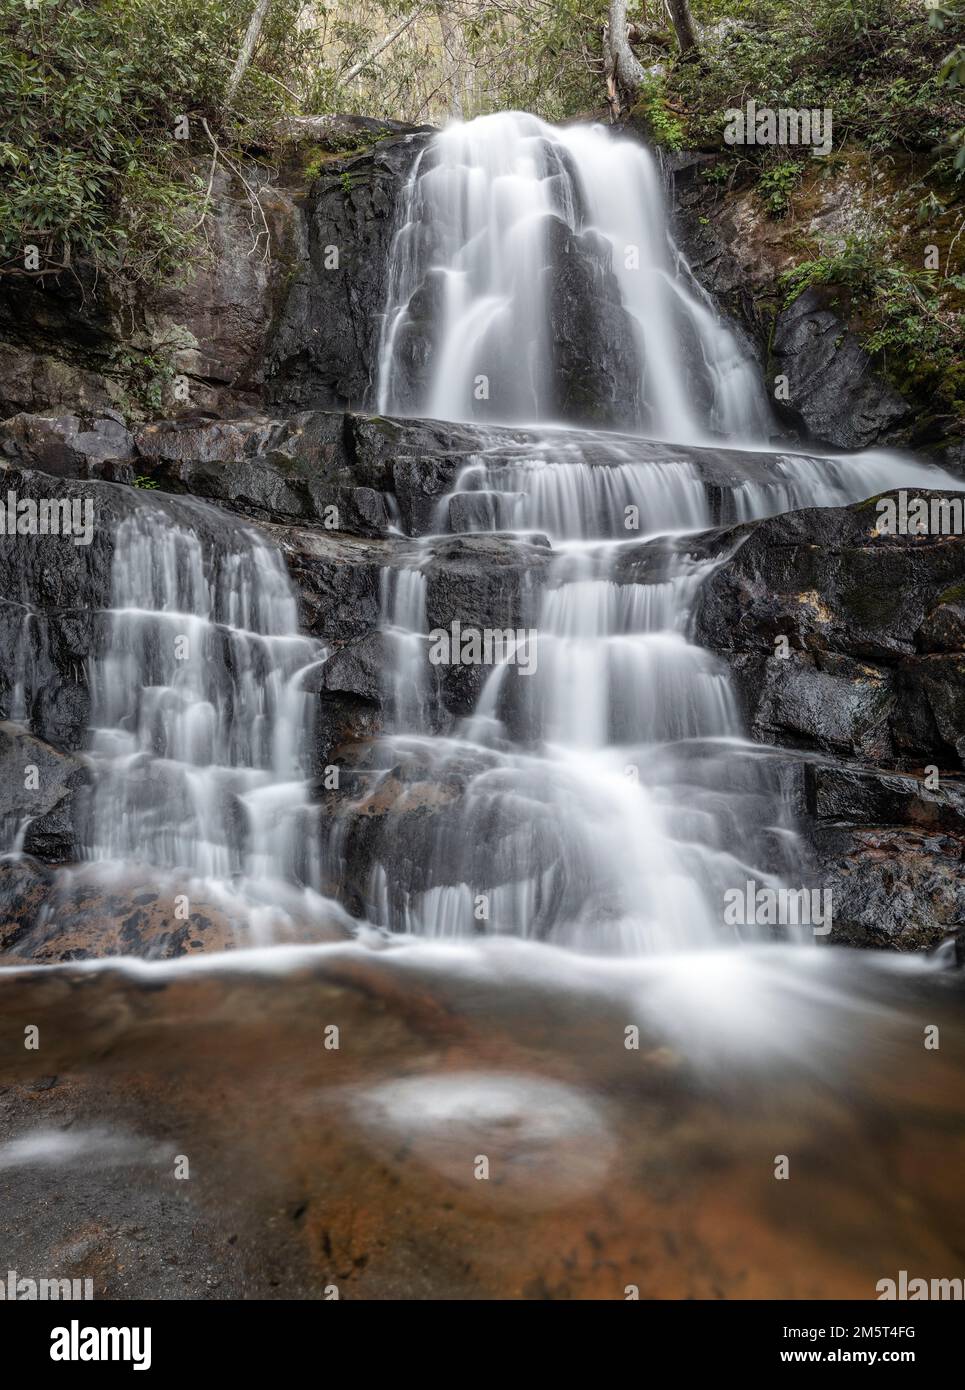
226 0 273 108
339 5 427 88
606 0 647 115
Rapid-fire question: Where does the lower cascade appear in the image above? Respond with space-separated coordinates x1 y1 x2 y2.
339 435 945 951
7 492 340 944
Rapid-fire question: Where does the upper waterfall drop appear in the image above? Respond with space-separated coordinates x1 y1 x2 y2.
377 111 773 444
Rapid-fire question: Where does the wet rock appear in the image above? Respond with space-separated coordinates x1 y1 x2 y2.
731 652 897 761
770 288 909 450
0 726 89 862
311 694 384 776
0 864 349 963
544 219 641 429
266 134 432 411
806 761 965 837
269 528 388 643
901 654 965 766
320 632 392 704
0 857 53 953
133 411 389 537
807 825 964 951
698 495 965 951
919 593 965 653
0 413 135 478
0 869 236 961
0 468 121 749
695 493 965 767
355 412 819 538
422 535 548 633
315 753 474 919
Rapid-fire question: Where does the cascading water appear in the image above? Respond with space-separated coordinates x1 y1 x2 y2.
351 111 961 953
62 496 339 943
5 112 965 1304
378 111 772 442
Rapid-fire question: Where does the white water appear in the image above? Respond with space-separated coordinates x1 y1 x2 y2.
378 111 772 442
356 111 962 954
75 500 337 942
9 113 955 959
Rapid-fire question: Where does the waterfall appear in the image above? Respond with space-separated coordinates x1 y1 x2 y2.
377 111 772 443
73 497 333 942
351 111 959 954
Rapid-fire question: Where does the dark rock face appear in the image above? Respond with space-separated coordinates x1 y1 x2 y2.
697 493 965 951
808 824 964 950
0 165 306 423
695 494 965 767
0 726 88 862
544 220 642 429
770 288 909 450
134 412 389 536
667 152 774 352
265 135 432 411
667 152 913 452
0 857 53 954
0 467 120 750
147 165 308 415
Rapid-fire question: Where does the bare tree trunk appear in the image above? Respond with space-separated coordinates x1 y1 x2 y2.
226 0 272 107
436 5 468 119
339 5 427 88
605 0 646 116
666 0 699 57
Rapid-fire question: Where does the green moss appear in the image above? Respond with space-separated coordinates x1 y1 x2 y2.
757 161 803 218
630 76 685 152
778 227 963 417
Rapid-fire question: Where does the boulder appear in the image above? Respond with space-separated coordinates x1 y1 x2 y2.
133 411 390 536
771 288 910 449
0 413 135 477
807 824 964 952
695 493 965 768
266 134 432 411
0 725 89 862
